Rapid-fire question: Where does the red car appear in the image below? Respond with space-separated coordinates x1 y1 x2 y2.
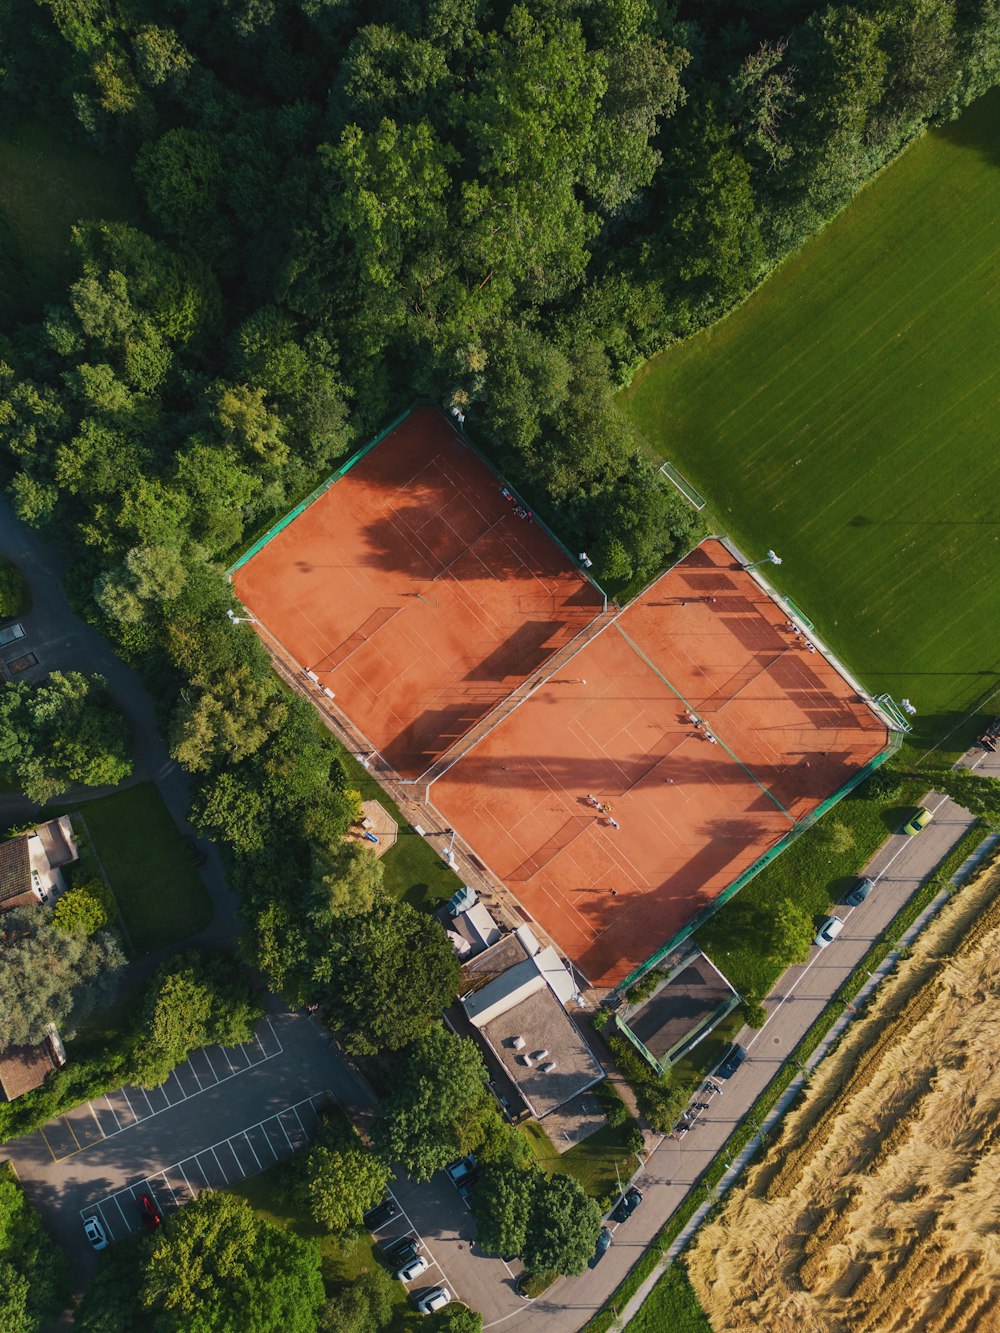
137 1194 161 1231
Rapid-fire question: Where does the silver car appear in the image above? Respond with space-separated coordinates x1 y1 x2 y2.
84 1215 108 1250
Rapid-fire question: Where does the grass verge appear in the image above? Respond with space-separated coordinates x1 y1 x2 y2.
582 824 997 1332
71 783 212 953
521 1119 641 1207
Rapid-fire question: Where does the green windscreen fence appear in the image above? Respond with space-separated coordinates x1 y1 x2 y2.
614 731 903 995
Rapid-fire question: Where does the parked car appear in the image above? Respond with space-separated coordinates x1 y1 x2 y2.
903 807 933 835
589 1228 613 1268
0 622 25 647
396 1255 429 1283
445 1154 477 1187
610 1185 643 1224
415 1286 451 1314
364 1197 399 1230
383 1233 422 1263
815 915 845 948
137 1194 161 1231
83 1215 108 1251
716 1043 748 1079
846 876 874 906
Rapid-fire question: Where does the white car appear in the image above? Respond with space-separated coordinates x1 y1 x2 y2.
83 1215 108 1250
416 1286 451 1314
815 915 845 948
396 1254 429 1283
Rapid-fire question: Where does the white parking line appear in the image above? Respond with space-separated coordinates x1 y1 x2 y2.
291 1105 307 1137
186 1057 203 1091
79 1094 331 1243
243 1130 262 1170
276 1115 295 1151
202 1047 221 1082
119 1087 137 1122
103 1095 122 1132
171 1068 186 1099
228 1141 245 1178
140 1087 155 1117
383 1188 457 1301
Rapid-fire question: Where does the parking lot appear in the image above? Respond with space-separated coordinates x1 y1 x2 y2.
4 1008 371 1273
80 1092 327 1245
370 1180 461 1313
40 1018 284 1163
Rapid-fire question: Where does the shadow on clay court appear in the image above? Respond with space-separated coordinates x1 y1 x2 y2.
463 619 570 682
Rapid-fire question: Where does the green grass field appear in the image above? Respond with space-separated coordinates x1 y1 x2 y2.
520 1118 640 1206
623 90 1000 754
0 120 140 317
73 783 213 953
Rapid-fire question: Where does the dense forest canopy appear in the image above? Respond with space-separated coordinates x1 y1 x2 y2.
0 0 997 1008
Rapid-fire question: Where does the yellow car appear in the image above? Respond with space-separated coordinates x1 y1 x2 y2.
903 807 933 835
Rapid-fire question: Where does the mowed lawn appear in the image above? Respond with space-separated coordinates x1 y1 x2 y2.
0 119 140 315
623 90 1000 751
75 783 213 953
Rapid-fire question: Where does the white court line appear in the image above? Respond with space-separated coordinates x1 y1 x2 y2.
103 1095 123 1132
243 1130 263 1170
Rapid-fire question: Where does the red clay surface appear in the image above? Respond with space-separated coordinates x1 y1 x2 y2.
432 541 890 987
232 406 603 777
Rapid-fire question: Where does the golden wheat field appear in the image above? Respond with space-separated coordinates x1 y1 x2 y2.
688 860 1000 1333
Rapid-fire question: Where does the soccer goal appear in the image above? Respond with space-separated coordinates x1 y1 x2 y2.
659 460 706 510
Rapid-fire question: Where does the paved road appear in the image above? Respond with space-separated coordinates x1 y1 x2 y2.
0 496 240 950
481 742 1000 1333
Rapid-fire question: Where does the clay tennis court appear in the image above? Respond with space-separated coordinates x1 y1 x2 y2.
231 406 603 777
432 541 890 988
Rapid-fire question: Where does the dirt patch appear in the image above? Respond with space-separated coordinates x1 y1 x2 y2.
347 799 398 859
687 859 1000 1333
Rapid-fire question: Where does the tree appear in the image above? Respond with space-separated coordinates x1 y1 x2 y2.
426 1306 483 1333
169 667 287 773
308 842 383 920
376 1023 491 1178
293 1123 391 1233
472 1163 537 1259
0 908 125 1046
0 1167 71 1332
132 953 262 1088
317 1265 396 1333
322 901 461 1054
927 768 1000 829
523 1173 601 1277
0 556 27 617
139 1192 324 1333
770 897 815 967
51 880 115 936
0 672 133 804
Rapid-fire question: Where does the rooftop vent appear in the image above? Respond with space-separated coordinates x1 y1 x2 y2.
511 1035 526 1050
539 1061 557 1073
519 1054 533 1066
532 1050 549 1062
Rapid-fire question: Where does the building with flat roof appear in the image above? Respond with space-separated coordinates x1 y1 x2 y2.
461 927 602 1120
616 946 739 1075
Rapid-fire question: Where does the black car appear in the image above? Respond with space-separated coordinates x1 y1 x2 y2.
716 1043 748 1079
383 1233 422 1264
610 1185 643 1224
588 1228 613 1268
364 1197 399 1230
846 876 874 906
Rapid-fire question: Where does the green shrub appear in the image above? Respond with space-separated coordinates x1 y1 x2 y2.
0 556 28 617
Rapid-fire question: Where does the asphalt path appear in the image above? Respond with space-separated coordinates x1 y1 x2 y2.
0 495 240 952
482 742 1000 1333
